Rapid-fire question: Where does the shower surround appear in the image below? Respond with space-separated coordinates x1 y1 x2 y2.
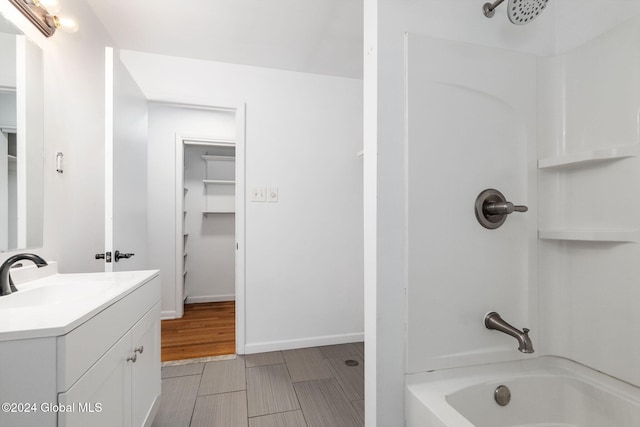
401 6 640 427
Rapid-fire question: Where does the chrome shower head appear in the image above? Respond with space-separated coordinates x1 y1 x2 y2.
483 0 549 25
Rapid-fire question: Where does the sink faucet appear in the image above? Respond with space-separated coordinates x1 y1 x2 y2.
0 253 48 296
485 311 534 353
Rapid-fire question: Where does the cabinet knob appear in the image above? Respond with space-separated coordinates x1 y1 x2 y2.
134 346 144 354
127 353 137 363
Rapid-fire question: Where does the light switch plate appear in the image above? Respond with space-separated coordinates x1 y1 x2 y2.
267 187 278 203
252 187 266 202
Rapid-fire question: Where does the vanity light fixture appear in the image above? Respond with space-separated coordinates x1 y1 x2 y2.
9 0 79 37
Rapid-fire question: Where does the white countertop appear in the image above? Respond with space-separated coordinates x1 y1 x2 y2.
0 265 159 341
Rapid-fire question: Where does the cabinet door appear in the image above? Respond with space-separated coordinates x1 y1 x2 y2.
58 332 132 427
131 303 161 427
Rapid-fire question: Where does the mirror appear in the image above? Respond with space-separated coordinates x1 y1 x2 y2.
0 13 43 252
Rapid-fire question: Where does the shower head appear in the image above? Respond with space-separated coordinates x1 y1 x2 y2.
483 0 549 25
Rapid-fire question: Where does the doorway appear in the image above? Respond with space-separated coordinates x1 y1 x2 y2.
163 105 246 362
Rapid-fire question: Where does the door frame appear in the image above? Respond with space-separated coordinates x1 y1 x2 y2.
174 103 246 355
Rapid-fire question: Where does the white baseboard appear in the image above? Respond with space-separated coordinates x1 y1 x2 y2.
161 310 178 320
242 332 364 355
185 294 235 304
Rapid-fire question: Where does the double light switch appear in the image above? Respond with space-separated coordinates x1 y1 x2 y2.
252 187 278 202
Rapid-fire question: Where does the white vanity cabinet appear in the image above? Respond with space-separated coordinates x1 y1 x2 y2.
58 304 160 427
0 270 161 427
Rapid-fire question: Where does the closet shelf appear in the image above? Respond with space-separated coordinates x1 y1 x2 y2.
185 139 235 147
538 144 640 169
203 210 235 214
202 154 235 162
539 229 640 243
203 179 235 185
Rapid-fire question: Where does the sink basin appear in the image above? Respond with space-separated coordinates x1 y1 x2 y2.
0 281 113 309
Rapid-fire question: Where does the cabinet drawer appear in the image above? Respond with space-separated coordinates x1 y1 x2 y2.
57 276 160 392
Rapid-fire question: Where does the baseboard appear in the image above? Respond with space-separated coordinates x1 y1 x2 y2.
243 332 364 355
161 310 177 320
185 294 235 304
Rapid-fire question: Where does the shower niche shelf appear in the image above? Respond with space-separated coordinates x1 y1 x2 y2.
538 229 640 243
538 144 640 169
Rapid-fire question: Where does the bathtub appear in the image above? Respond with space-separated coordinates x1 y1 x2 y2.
406 356 640 427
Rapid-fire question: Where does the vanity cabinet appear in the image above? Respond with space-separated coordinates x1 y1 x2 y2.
59 304 160 427
0 270 161 427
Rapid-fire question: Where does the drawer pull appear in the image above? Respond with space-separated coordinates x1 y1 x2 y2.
127 353 137 363
134 346 144 354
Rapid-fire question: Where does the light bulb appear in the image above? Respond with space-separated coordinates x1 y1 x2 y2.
34 0 61 14
52 15 79 33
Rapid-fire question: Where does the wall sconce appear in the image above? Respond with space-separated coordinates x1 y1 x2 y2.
9 0 79 37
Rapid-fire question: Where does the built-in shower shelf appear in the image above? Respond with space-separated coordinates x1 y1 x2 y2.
539 229 640 243
538 144 640 169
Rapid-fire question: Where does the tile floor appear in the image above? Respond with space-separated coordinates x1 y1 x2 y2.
152 342 364 427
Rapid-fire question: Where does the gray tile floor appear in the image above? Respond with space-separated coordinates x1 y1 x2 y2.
152 342 364 427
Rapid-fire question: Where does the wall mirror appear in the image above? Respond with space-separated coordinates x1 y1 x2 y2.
0 12 43 252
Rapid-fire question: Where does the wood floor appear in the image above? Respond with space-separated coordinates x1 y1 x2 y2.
161 301 235 362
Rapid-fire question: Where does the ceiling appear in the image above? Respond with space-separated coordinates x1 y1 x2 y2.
86 0 363 79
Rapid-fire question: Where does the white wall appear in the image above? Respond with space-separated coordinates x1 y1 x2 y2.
0 92 16 128
110 48 149 272
538 15 640 388
554 0 640 54
184 145 236 303
124 52 364 352
406 35 538 374
0 0 114 273
364 0 555 425
0 32 16 88
147 103 235 317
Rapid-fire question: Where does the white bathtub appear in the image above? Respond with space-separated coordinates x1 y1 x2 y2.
406 357 640 427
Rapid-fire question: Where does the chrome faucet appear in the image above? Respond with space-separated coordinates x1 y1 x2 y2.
484 311 534 353
0 253 48 296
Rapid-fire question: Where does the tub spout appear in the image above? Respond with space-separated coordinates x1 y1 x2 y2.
485 312 534 354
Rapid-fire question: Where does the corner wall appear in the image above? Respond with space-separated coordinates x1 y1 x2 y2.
538 14 640 389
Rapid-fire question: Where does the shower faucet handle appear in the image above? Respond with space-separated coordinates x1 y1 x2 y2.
475 189 528 230
484 201 528 216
